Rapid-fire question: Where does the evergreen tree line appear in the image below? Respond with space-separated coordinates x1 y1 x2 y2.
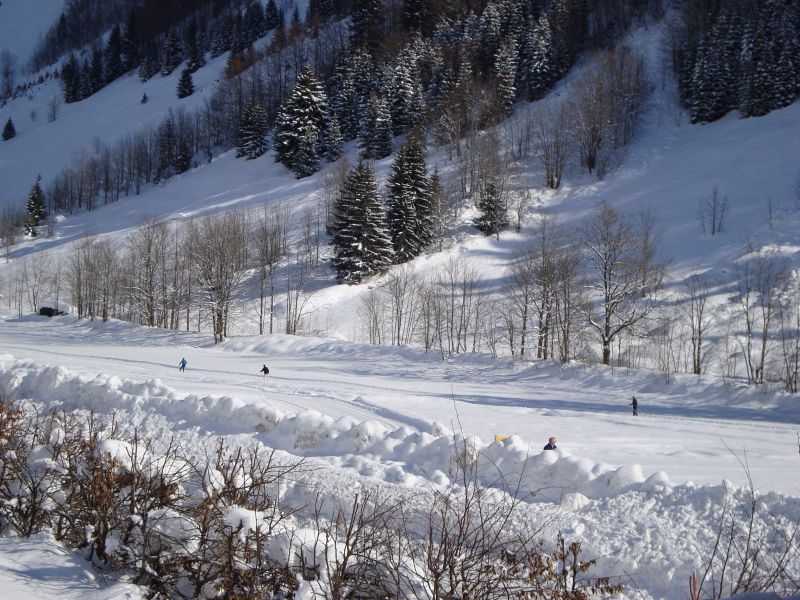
30 0 255 73
672 0 800 123
56 0 290 104
13 0 660 214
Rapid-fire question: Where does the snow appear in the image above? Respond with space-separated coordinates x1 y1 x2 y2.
0 533 144 599
0 12 799 600
0 0 66 67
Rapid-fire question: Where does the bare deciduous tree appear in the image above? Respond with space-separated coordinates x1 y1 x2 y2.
699 186 729 237
536 106 570 190
190 210 250 343
582 201 660 365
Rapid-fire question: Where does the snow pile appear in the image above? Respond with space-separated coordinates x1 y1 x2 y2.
0 356 669 502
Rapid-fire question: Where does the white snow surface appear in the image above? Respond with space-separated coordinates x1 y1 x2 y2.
1 15 800 600
0 0 66 67
0 533 143 599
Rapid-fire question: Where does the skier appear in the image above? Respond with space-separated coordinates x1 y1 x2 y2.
260 364 270 381
178 357 187 372
630 396 639 416
543 437 557 451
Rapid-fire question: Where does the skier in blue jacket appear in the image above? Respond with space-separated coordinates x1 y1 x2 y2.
178 357 187 372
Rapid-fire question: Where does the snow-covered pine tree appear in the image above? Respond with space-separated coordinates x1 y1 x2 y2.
428 167 446 250
494 37 518 119
273 64 329 177
161 28 183 76
386 132 431 262
236 103 269 159
520 14 553 101
138 42 159 82
350 0 383 52
104 24 124 83
360 92 393 159
210 15 232 57
61 54 81 102
2 117 15 141
323 114 343 162
264 0 280 30
186 19 206 73
333 161 393 283
245 1 266 42
177 68 194 98
386 145 420 263
390 52 418 135
122 10 140 71
25 176 46 237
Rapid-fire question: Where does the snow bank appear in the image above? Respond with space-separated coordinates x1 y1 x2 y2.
0 357 671 503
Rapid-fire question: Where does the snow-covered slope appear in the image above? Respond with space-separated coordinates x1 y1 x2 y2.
0 0 66 67
2 14 800 600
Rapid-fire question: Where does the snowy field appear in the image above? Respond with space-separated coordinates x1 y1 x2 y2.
2 10 800 599
1 315 800 599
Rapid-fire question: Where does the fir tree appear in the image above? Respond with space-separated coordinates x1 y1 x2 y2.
61 54 81 102
333 162 394 283
176 68 194 98
359 92 393 159
89 47 104 94
211 15 232 57
186 19 206 73
104 24 124 83
122 10 140 71
386 134 430 262
273 65 329 177
474 168 508 238
494 37 518 119
323 114 343 162
2 117 15 141
245 1 267 42
264 0 280 30
236 103 269 159
138 42 159 82
174 139 192 173
520 14 553 101
350 0 383 52
161 28 183 76
25 176 46 237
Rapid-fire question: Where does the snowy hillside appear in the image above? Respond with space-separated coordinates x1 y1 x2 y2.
1 4 800 599
0 0 65 66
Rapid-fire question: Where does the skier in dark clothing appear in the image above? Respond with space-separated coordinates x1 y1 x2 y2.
178 357 187 372
260 364 270 381
630 396 639 416
543 437 557 450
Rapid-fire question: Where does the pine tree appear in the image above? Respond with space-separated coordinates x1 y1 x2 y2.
520 14 553 101
360 92 393 159
273 65 329 177
386 133 430 262
186 19 206 73
474 169 508 238
161 28 183 76
350 0 383 52
323 114 343 161
211 15 232 57
174 139 192 173
138 42 159 82
25 176 47 237
176 68 194 98
245 1 267 42
333 162 394 283
104 24 124 83
122 10 140 71
236 103 269 159
264 0 280 30
61 54 81 102
2 117 15 141
494 37 518 119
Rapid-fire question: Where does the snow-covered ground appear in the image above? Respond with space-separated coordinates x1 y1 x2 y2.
1 315 800 600
2 12 800 600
